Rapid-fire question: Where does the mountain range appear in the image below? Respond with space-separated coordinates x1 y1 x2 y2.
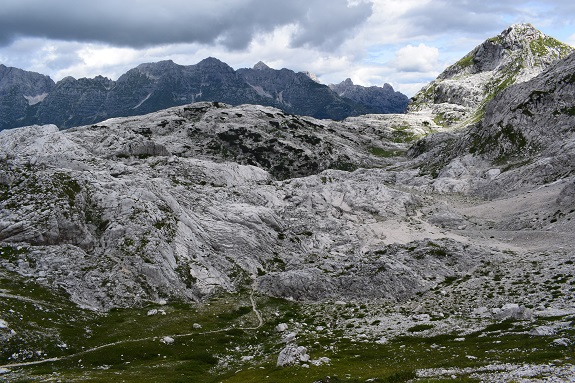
1 23 574 382
0 58 408 131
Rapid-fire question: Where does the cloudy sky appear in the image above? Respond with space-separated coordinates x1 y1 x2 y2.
1 0 574 96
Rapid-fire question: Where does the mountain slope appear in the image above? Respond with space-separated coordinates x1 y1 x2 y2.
408 49 575 196
237 63 371 120
409 23 573 128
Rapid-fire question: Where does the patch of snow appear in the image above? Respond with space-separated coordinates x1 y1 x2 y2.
24 93 48 105
247 83 272 98
133 93 152 109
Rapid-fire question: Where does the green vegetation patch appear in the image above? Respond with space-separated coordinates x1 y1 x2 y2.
530 36 573 58
456 55 475 69
3 290 574 383
52 172 82 207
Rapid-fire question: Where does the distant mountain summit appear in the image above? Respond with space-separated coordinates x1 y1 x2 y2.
329 78 409 114
236 62 386 120
0 64 54 127
409 23 574 127
0 59 408 131
253 61 271 70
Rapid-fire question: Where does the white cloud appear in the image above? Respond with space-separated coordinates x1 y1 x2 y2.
392 43 440 73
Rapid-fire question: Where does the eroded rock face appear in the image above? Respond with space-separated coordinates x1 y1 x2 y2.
0 102 494 310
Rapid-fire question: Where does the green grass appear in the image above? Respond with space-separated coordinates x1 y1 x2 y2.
456 55 474 69
2 273 574 383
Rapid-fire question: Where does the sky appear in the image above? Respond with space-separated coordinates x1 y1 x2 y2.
1 0 575 96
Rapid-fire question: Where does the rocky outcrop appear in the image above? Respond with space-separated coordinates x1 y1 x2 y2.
277 344 309 366
0 102 492 310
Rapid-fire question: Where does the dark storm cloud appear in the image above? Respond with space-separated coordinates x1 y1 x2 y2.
0 0 373 50
290 1 374 49
400 0 533 37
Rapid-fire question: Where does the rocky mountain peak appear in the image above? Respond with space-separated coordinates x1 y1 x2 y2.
501 23 543 46
329 78 409 114
300 71 320 83
409 24 574 128
136 60 179 78
253 61 271 70
197 56 231 68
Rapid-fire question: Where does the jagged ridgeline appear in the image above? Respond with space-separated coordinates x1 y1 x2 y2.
409 23 573 128
0 58 408 131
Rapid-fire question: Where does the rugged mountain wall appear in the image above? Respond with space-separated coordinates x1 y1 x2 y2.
0 59 408 131
329 78 409 114
237 63 372 120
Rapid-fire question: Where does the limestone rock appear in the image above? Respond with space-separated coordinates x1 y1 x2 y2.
493 304 533 321
277 344 309 367
530 326 555 336
276 323 289 332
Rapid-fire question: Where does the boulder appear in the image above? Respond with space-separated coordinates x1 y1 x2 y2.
277 344 309 367
492 304 533 321
530 326 555 336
